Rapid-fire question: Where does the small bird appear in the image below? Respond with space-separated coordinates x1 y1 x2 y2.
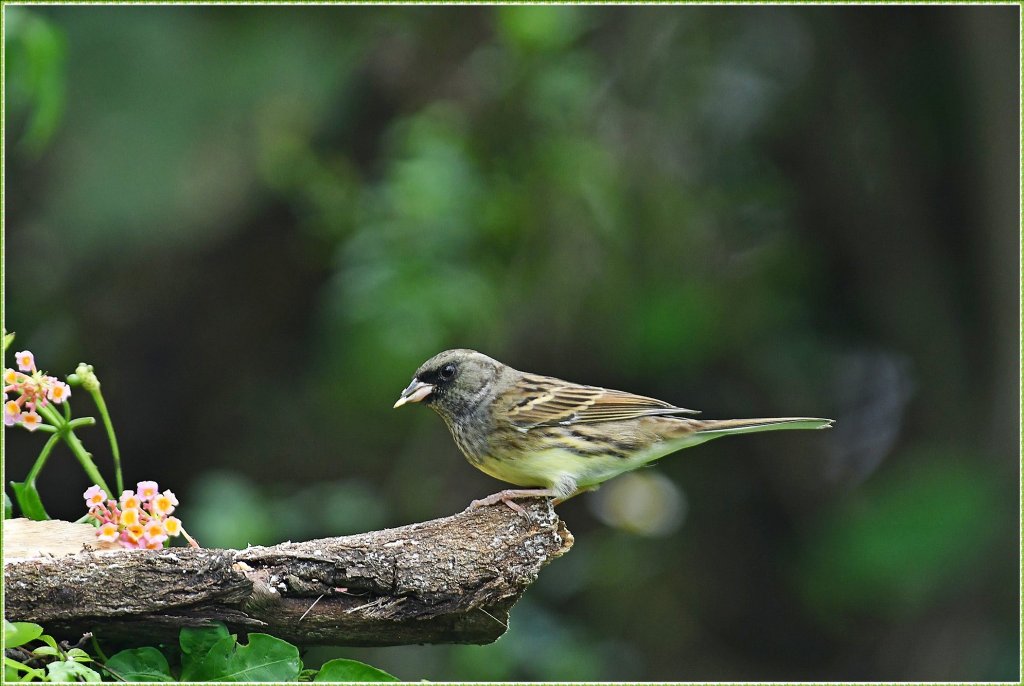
394 349 833 512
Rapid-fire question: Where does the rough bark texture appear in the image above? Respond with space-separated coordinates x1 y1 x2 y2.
3 499 572 646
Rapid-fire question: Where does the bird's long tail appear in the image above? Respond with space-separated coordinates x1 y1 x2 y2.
694 417 833 438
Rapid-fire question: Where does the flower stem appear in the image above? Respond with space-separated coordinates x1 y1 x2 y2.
37 402 65 429
67 417 97 431
89 635 109 663
88 388 123 494
24 432 62 485
36 404 111 495
27 424 57 434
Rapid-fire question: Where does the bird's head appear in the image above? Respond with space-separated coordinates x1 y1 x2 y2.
393 349 505 420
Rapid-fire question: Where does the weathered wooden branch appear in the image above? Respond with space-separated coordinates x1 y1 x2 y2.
3 499 573 646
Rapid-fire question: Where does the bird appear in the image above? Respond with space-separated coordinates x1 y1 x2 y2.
393 349 833 513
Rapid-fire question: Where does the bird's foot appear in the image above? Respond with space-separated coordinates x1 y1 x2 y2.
469 488 556 522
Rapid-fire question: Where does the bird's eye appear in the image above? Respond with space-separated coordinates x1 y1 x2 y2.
439 363 456 381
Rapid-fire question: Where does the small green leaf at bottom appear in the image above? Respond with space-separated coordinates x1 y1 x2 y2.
180 622 231 658
5 655 45 681
105 647 174 682
66 648 92 663
46 660 102 682
9 481 49 521
182 633 301 682
314 658 400 682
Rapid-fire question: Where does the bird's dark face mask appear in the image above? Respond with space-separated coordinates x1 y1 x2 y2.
393 350 499 420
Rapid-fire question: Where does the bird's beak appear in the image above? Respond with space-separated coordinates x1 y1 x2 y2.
393 379 434 408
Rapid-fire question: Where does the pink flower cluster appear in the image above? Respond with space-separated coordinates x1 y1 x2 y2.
4 350 71 431
84 481 184 550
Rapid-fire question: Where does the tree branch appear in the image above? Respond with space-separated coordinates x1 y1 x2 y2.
3 499 573 646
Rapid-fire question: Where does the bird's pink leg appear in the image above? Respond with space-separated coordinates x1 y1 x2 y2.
469 488 559 516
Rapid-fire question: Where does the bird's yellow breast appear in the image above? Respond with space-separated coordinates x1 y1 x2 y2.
472 449 604 488
472 437 699 490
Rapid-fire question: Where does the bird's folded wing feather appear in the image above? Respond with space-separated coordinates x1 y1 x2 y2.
500 374 699 429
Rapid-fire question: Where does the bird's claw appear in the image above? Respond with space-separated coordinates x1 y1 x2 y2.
469 490 543 523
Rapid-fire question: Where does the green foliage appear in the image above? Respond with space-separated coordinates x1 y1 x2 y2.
104 648 174 682
3 621 102 683
179 624 231 661
180 632 301 682
8 480 49 521
7 622 398 682
5 657 47 683
44 660 101 683
103 624 397 682
5 621 44 648
314 659 400 682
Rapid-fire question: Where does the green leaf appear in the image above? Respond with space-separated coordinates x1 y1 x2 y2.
183 633 301 682
315 658 400 682
38 634 60 652
180 625 234 681
31 646 59 657
4 492 12 519
9 481 49 521
46 660 101 682
66 648 91 663
4 655 45 683
105 647 174 682
4 620 43 647
2 330 14 354
2 658 28 675
180 622 231 657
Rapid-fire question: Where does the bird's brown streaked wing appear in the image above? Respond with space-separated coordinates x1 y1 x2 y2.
499 374 699 429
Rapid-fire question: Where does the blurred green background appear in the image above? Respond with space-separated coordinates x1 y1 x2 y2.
3 5 1018 681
